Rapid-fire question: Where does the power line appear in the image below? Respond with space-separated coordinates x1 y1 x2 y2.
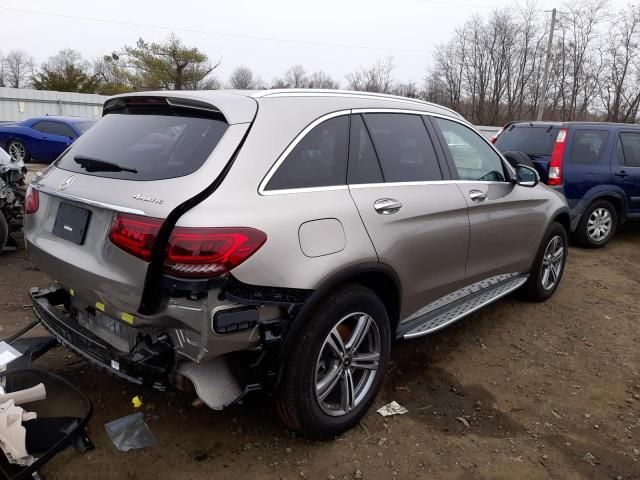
413 0 502 8
0 5 434 55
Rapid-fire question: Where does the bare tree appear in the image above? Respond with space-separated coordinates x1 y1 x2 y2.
228 66 257 89
3 49 34 88
346 56 395 93
601 3 640 122
307 70 339 89
284 65 308 88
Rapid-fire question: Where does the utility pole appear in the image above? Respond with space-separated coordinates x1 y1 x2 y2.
537 8 556 121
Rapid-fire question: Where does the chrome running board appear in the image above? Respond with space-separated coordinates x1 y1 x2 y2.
401 275 529 339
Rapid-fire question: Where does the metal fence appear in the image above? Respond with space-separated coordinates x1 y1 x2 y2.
0 87 108 122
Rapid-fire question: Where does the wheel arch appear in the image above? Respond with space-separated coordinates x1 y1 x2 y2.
279 262 402 360
582 188 627 224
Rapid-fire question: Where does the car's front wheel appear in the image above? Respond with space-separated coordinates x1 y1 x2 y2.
6 140 30 163
277 284 391 439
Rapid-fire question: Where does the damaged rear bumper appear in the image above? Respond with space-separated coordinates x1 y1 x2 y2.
30 286 172 390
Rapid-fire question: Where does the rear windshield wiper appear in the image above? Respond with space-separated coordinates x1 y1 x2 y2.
73 155 138 174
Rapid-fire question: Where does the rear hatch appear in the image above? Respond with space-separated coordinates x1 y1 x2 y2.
24 92 256 315
494 123 560 183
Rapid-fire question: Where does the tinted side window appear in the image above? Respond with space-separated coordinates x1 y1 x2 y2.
618 133 640 167
347 114 383 184
570 130 609 164
32 122 48 133
363 113 442 182
434 118 506 182
266 116 349 190
45 122 76 138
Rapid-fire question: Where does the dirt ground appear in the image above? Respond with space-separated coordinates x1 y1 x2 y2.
1 183 639 479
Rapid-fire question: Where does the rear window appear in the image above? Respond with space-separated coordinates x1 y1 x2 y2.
73 121 96 134
495 125 559 157
363 113 442 182
56 111 228 181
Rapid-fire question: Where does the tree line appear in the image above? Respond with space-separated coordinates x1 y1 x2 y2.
0 0 638 124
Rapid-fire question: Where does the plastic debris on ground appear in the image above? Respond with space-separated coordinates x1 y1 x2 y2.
105 412 156 452
376 401 408 417
131 396 142 409
0 343 22 371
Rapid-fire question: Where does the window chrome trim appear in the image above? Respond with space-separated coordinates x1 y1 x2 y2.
259 107 516 196
32 183 147 216
348 180 510 189
258 109 351 196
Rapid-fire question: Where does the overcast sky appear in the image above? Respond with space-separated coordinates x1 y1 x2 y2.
0 0 631 85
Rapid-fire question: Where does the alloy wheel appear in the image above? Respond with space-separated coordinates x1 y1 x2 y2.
7 142 25 163
541 235 564 291
587 208 612 242
314 312 381 417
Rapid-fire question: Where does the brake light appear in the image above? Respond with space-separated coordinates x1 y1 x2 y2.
548 128 568 186
109 213 163 261
24 186 39 214
164 227 267 278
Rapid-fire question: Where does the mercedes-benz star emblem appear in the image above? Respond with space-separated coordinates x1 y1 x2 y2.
59 175 77 190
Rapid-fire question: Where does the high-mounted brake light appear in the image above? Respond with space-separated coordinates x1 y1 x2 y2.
109 213 163 262
548 128 568 186
24 185 39 214
164 227 267 278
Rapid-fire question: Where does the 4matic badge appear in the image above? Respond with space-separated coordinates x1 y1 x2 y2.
132 194 164 205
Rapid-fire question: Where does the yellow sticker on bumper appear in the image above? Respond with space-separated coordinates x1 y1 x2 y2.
121 312 134 325
95 302 105 312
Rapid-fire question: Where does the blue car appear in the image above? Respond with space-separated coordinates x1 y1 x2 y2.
494 121 640 247
0 116 96 164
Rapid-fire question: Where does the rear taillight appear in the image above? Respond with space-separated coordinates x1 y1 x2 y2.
109 213 163 262
24 186 39 214
548 128 568 186
109 213 267 278
164 227 267 278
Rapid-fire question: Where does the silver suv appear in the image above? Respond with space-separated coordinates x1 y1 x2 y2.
24 90 569 438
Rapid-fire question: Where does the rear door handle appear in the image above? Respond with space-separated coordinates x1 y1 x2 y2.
469 190 487 203
374 198 403 215
614 171 629 178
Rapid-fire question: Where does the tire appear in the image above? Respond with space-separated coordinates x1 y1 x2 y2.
0 211 8 252
502 150 535 169
277 284 391 439
574 199 618 248
521 222 568 302
6 140 30 163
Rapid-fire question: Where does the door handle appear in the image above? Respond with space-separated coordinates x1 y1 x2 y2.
614 171 629 178
469 190 487 203
374 198 403 215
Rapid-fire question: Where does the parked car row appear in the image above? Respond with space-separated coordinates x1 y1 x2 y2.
0 116 95 164
492 121 640 248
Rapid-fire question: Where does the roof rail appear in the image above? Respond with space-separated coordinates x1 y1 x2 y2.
251 89 464 119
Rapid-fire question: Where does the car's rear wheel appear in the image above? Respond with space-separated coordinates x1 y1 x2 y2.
575 199 617 248
7 140 30 163
522 222 567 301
277 284 390 439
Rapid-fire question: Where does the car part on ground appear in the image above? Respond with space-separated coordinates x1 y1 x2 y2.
494 120 640 247
0 148 26 252
24 89 569 438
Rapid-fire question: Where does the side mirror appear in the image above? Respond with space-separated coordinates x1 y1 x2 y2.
515 164 539 187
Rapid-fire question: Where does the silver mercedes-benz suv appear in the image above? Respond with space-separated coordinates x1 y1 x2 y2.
24 89 569 438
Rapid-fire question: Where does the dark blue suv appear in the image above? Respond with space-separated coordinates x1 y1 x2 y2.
494 122 640 247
